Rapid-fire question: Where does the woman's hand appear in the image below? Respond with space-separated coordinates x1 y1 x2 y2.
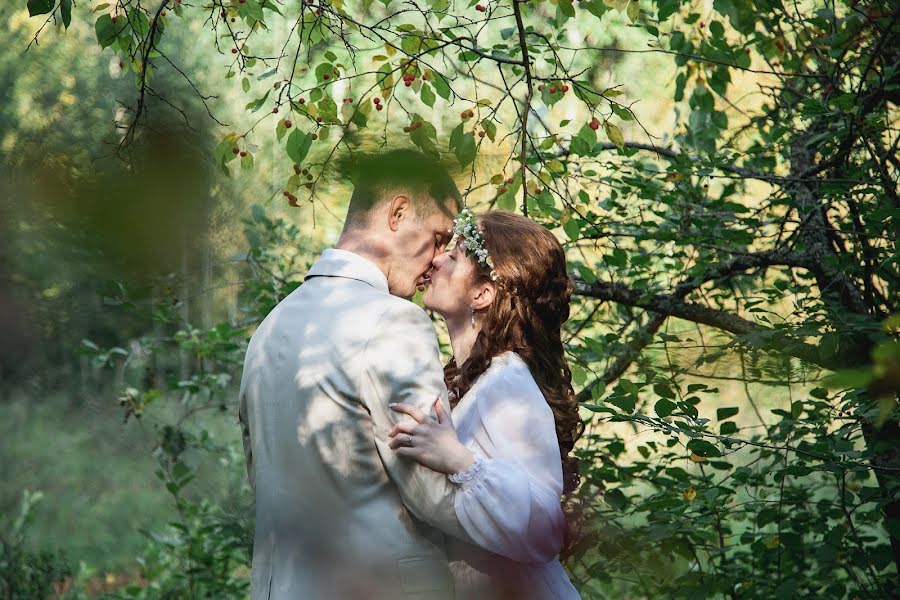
388 398 475 475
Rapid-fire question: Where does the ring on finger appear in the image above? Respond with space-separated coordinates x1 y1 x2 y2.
405 435 413 446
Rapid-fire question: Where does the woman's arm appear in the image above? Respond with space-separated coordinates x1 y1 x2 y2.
388 374 566 564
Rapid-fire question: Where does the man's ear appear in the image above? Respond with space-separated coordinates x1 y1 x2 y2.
471 282 495 311
387 195 412 232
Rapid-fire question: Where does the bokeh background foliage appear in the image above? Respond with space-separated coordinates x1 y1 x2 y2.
2 0 898 598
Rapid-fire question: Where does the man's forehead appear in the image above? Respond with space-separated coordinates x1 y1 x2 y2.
429 211 454 231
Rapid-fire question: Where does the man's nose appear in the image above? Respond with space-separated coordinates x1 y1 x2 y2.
432 252 448 269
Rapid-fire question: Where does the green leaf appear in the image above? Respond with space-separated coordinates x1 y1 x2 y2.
453 131 478 167
376 62 394 95
481 119 496 142
95 14 118 49
563 218 581 241
571 123 597 156
242 0 265 23
611 104 634 121
127 8 150 37
720 421 738 435
421 83 435 108
286 130 313 164
717 406 739 420
712 0 756 35
653 383 675 399
608 392 635 413
214 134 240 175
687 439 721 457
27 0 54 16
821 368 873 389
655 398 677 417
657 0 678 20
576 265 597 284
60 0 72 28
604 488 628 510
431 72 452 100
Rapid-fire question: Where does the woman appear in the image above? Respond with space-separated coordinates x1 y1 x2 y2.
387 209 583 599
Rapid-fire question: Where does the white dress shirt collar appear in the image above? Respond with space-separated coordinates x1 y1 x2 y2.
305 248 389 293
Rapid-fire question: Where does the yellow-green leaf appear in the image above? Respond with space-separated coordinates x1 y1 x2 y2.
604 121 625 148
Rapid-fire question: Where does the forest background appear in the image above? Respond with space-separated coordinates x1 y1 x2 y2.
1 0 898 598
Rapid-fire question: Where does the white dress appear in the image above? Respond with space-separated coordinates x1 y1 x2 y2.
446 351 580 600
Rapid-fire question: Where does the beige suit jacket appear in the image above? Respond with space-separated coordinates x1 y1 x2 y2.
239 248 466 600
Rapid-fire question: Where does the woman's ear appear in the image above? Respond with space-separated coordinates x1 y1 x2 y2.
471 281 495 311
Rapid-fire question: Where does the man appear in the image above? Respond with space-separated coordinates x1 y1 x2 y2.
239 150 467 599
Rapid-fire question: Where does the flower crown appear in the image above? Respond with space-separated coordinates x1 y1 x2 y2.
452 207 499 281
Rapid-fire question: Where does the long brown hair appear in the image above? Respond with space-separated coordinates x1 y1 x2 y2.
443 211 584 552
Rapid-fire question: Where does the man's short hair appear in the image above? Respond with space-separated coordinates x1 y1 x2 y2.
342 149 462 230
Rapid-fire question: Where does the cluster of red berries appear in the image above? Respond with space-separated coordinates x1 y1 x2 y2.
342 97 354 103
402 73 417 87
460 109 475 120
373 97 384 111
537 83 569 94
284 119 293 128
589 117 600 131
403 121 424 133
475 3 486 11
323 73 330 80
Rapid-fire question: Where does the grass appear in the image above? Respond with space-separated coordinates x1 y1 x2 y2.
0 386 246 572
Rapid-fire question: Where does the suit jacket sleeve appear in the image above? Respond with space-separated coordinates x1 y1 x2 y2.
363 301 469 542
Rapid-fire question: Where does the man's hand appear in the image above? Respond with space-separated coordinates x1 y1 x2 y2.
388 398 475 475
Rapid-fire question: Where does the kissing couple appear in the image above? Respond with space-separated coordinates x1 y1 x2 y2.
239 149 582 599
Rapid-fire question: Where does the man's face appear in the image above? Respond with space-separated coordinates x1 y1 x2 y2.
388 205 455 298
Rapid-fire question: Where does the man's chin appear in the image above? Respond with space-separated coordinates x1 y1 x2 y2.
391 283 418 299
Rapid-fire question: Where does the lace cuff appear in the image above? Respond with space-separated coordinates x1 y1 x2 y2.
448 453 486 488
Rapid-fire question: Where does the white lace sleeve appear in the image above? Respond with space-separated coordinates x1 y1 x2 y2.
449 360 567 564
448 453 487 486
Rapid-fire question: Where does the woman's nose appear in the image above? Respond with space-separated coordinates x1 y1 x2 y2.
432 251 448 269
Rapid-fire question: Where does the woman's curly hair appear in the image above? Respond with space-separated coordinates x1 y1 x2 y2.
443 210 584 554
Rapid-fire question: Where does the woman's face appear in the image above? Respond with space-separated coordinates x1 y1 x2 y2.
422 238 479 318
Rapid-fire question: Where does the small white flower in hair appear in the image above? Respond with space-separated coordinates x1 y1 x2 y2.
451 207 499 282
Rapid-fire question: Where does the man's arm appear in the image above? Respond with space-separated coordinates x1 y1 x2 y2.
362 300 468 541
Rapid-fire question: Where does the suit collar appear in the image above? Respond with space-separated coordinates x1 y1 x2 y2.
305 248 389 293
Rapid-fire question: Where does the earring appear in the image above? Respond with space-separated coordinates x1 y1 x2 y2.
470 306 476 328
